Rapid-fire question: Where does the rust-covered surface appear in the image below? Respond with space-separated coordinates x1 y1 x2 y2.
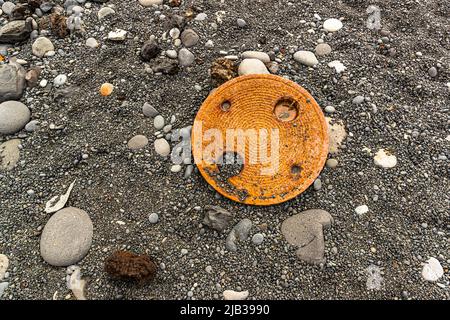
192 74 329 205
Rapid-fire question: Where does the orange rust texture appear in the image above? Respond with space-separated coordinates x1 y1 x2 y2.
192 74 329 205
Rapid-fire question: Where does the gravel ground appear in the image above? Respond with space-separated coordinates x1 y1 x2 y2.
0 0 449 300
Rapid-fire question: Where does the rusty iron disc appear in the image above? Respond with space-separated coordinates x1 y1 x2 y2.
192 74 329 205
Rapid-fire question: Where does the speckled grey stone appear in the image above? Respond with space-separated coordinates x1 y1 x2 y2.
40 207 93 267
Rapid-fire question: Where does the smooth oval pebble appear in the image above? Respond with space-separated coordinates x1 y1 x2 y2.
142 103 159 117
180 29 199 48
85 37 99 48
178 48 195 67
315 43 332 56
40 207 93 267
223 290 249 300
241 51 270 63
421 257 444 282
293 51 319 67
98 7 115 20
252 233 264 245
32 37 54 58
238 59 269 75
154 138 170 157
0 101 31 135
53 74 67 87
139 0 163 6
323 18 343 32
148 213 159 224
127 135 148 150
154 115 165 130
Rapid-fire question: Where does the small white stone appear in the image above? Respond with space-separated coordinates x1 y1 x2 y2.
238 59 269 75
293 51 319 67
108 29 127 41
223 290 249 300
39 79 48 87
98 7 115 20
241 51 270 63
195 13 207 21
53 74 67 87
85 37 99 48
169 28 180 39
166 49 177 59
328 60 347 73
422 257 444 282
154 115 165 130
323 18 343 32
355 205 369 215
148 213 159 224
374 149 397 168
139 0 163 6
154 138 170 157
170 164 182 173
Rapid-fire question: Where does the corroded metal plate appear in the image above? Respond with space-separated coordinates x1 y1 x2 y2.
192 74 329 205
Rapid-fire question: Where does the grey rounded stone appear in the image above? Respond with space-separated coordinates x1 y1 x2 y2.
293 51 319 66
180 29 199 47
40 207 93 267
32 37 54 58
324 106 335 113
352 95 365 105
154 115 165 130
326 158 338 168
428 67 437 77
148 213 159 224
2 2 16 16
252 233 264 245
127 135 148 150
154 138 170 156
238 59 269 75
237 18 247 27
25 120 39 132
313 178 322 190
142 102 158 117
0 101 31 135
178 48 195 67
241 51 271 63
315 43 332 56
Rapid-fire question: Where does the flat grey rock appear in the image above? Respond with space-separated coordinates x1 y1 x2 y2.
226 218 252 252
203 205 234 232
0 20 32 44
281 209 333 265
40 207 93 267
0 139 21 171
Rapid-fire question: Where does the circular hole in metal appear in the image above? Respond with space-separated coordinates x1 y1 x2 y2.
220 100 231 112
274 97 299 122
291 165 302 175
217 151 244 179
